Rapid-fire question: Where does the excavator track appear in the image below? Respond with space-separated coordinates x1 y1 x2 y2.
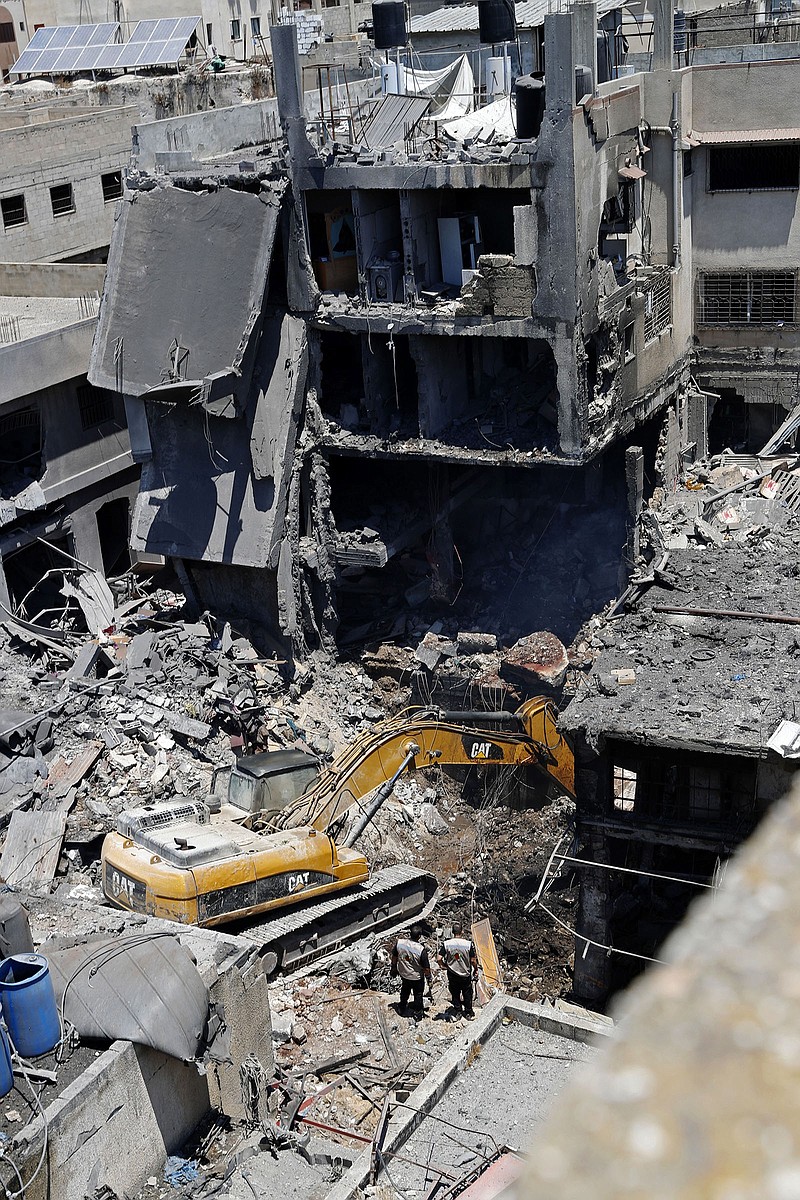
233 864 439 976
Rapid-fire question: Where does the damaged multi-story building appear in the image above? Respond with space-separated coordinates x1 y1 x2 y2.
88 0 800 1000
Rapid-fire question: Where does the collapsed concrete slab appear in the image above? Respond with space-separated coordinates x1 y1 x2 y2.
90 184 282 406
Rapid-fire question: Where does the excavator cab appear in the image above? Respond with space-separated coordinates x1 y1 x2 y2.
227 749 320 815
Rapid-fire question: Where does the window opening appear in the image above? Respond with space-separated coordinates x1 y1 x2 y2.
643 270 672 343
230 18 241 40
1 194 25 229
101 171 123 203
613 764 637 813
697 271 797 325
708 144 800 192
50 183 74 218
77 383 114 430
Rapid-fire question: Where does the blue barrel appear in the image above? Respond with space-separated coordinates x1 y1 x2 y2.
0 1022 12 1098
0 954 60 1058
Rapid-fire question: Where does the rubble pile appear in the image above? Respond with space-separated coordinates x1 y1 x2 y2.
0 572 390 897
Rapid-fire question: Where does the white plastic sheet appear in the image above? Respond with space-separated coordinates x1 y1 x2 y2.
374 54 475 120
441 94 516 142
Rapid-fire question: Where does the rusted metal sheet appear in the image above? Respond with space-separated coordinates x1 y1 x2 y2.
458 1152 524 1200
471 918 503 991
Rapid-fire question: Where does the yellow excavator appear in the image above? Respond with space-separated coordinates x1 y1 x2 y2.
102 698 574 973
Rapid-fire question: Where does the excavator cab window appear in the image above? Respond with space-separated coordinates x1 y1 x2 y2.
228 749 320 814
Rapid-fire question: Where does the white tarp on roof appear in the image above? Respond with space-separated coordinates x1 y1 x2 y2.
441 94 516 142
399 54 475 120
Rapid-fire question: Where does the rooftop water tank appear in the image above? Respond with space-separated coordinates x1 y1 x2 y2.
514 74 545 139
373 1 407 49
478 0 516 45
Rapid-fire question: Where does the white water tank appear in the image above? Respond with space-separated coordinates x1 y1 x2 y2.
486 54 511 98
380 60 399 93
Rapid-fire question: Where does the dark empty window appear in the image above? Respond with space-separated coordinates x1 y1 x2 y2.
77 383 114 430
0 22 15 42
1 194 26 229
101 171 123 202
697 271 797 325
708 144 800 192
230 18 241 39
50 183 74 217
251 16 261 35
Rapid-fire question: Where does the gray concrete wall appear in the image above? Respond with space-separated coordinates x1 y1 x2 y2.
0 262 105 295
11 1039 210 1200
133 97 282 169
0 106 138 262
0 320 96 405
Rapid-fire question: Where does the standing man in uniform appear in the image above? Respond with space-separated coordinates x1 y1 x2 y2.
438 922 478 1019
391 924 433 1018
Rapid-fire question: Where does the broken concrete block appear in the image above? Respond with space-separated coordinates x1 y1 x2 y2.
166 711 212 741
421 803 450 835
457 631 498 655
500 632 569 694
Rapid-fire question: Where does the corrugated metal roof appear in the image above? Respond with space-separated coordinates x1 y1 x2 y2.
410 0 617 35
691 128 800 144
359 93 431 147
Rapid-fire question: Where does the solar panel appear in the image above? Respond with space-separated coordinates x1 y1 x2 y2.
11 23 119 74
91 15 200 69
24 27 57 49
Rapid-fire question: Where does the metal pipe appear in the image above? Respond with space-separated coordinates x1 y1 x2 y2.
341 744 419 846
671 90 681 268
434 710 522 724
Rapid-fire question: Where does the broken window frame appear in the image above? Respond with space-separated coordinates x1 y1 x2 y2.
76 382 115 430
707 143 800 193
101 171 123 203
49 183 75 218
612 764 638 813
1 193 26 230
697 270 798 326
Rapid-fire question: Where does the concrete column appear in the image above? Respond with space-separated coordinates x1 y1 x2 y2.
123 395 152 463
271 24 303 121
69 506 104 574
270 23 312 170
573 828 612 1005
687 391 709 460
652 0 674 70
553 335 585 458
625 444 644 567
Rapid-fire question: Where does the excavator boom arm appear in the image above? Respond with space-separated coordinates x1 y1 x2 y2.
272 697 574 834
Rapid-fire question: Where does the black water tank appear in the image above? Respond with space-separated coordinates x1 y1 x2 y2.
597 30 612 84
514 74 545 139
575 63 593 102
478 0 516 45
373 0 407 49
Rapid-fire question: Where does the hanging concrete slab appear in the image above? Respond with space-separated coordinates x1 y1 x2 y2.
89 183 283 406
44 933 210 1062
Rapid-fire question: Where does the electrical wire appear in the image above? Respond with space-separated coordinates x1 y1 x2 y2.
1 1045 50 1199
531 897 666 966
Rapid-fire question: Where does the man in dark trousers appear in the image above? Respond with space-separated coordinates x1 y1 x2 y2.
438 922 478 1019
391 924 433 1018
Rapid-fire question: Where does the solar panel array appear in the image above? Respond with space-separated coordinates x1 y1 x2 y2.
12 23 119 75
11 15 200 75
92 17 201 69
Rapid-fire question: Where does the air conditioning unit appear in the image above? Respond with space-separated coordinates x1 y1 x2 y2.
366 260 403 303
